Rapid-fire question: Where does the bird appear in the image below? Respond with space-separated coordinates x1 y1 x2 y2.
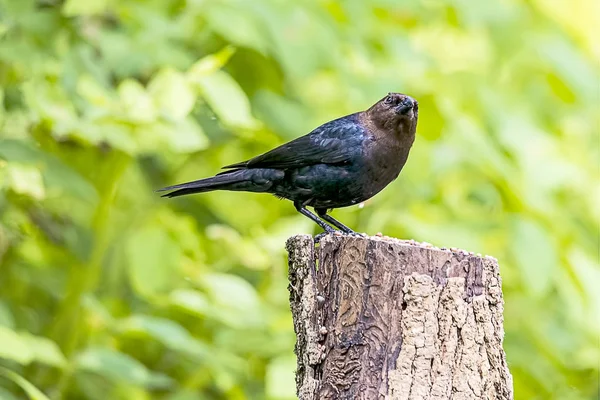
157 92 418 235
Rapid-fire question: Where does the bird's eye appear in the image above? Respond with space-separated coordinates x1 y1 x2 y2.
384 96 394 104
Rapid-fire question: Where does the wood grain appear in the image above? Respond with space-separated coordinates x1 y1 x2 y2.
287 234 513 400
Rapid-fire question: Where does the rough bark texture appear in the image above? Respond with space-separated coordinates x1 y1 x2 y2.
286 234 513 400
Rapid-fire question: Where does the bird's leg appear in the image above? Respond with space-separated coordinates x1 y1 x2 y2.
294 203 336 233
316 208 354 234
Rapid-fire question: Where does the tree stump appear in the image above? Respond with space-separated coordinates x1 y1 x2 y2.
286 234 513 400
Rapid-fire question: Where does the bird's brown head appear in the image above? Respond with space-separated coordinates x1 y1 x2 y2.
366 92 418 137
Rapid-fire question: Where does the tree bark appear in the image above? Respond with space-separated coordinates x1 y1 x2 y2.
286 234 513 400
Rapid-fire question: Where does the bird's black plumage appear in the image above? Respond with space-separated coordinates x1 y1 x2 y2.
157 92 418 234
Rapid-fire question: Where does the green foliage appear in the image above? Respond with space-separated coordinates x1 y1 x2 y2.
0 0 597 399
0 366 51 400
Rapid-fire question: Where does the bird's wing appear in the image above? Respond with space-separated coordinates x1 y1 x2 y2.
223 114 366 170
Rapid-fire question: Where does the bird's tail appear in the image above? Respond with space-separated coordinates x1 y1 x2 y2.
156 169 281 198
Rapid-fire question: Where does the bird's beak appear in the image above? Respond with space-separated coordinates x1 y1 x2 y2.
396 96 416 115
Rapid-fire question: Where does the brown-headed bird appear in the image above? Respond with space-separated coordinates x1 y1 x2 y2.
157 92 418 234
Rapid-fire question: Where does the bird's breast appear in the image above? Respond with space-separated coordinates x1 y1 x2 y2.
360 138 409 198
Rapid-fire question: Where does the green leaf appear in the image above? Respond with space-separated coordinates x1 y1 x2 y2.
0 140 98 202
206 224 270 270
75 347 173 389
199 273 263 328
265 356 296 400
125 227 179 297
21 81 78 135
187 46 236 82
0 24 9 40
89 122 138 155
6 164 45 200
169 289 210 316
0 386 20 400
0 140 36 163
165 117 209 154
76 75 113 109
567 249 600 333
117 79 156 124
117 315 208 357
205 4 268 53
0 327 66 368
148 68 196 120
0 366 50 400
512 219 559 297
21 334 67 368
0 301 15 329
62 0 109 16
0 88 5 126
81 295 114 328
0 327 33 364
165 390 202 400
194 71 258 129
202 273 260 310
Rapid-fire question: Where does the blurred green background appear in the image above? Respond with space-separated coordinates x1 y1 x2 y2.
0 0 598 399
